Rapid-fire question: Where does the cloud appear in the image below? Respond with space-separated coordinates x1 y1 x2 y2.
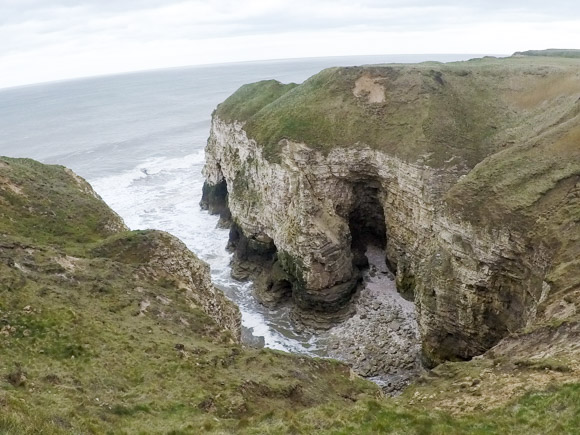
0 0 579 88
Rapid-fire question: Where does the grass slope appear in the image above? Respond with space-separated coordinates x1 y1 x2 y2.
514 49 580 58
215 80 298 124
253 383 580 434
0 158 126 252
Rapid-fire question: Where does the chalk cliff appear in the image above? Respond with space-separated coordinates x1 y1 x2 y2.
202 56 580 363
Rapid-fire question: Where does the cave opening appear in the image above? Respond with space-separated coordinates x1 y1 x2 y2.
200 178 231 226
348 182 388 272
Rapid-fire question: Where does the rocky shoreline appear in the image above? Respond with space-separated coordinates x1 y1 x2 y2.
222 223 423 394
326 245 421 394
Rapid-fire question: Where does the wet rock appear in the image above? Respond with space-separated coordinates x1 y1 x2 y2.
324 246 422 395
241 326 265 348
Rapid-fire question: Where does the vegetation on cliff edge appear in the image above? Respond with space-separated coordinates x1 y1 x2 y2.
214 56 580 171
514 48 580 58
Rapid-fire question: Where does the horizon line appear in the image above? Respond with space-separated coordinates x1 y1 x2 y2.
0 52 507 92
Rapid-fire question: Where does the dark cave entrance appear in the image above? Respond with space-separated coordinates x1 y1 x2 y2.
348 182 388 271
200 178 231 225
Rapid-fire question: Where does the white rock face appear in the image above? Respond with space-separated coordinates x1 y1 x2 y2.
203 117 551 362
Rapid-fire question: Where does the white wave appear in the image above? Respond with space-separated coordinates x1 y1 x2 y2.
91 150 205 193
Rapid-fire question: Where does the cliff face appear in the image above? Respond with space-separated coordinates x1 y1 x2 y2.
202 57 580 363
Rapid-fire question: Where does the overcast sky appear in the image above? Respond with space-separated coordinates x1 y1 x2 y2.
1 0 580 88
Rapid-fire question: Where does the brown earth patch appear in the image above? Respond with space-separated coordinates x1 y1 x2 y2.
353 75 386 103
0 176 24 195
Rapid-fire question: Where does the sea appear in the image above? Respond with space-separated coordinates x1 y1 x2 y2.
0 54 481 355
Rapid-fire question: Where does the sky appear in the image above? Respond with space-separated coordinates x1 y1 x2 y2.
1 0 580 88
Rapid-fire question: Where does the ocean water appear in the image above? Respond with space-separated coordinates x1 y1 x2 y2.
0 54 479 354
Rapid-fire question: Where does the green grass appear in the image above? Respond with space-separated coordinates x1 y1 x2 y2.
214 56 580 169
2 57 580 432
0 157 126 253
215 80 298 124
237 383 580 434
0 228 379 432
514 49 580 58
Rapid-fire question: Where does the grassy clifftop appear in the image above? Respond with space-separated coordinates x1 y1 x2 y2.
2 159 579 434
215 56 580 169
514 49 580 58
1 155 579 430
215 80 298 124
0 158 127 251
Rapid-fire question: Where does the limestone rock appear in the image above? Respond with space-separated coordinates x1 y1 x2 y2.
202 58 580 363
